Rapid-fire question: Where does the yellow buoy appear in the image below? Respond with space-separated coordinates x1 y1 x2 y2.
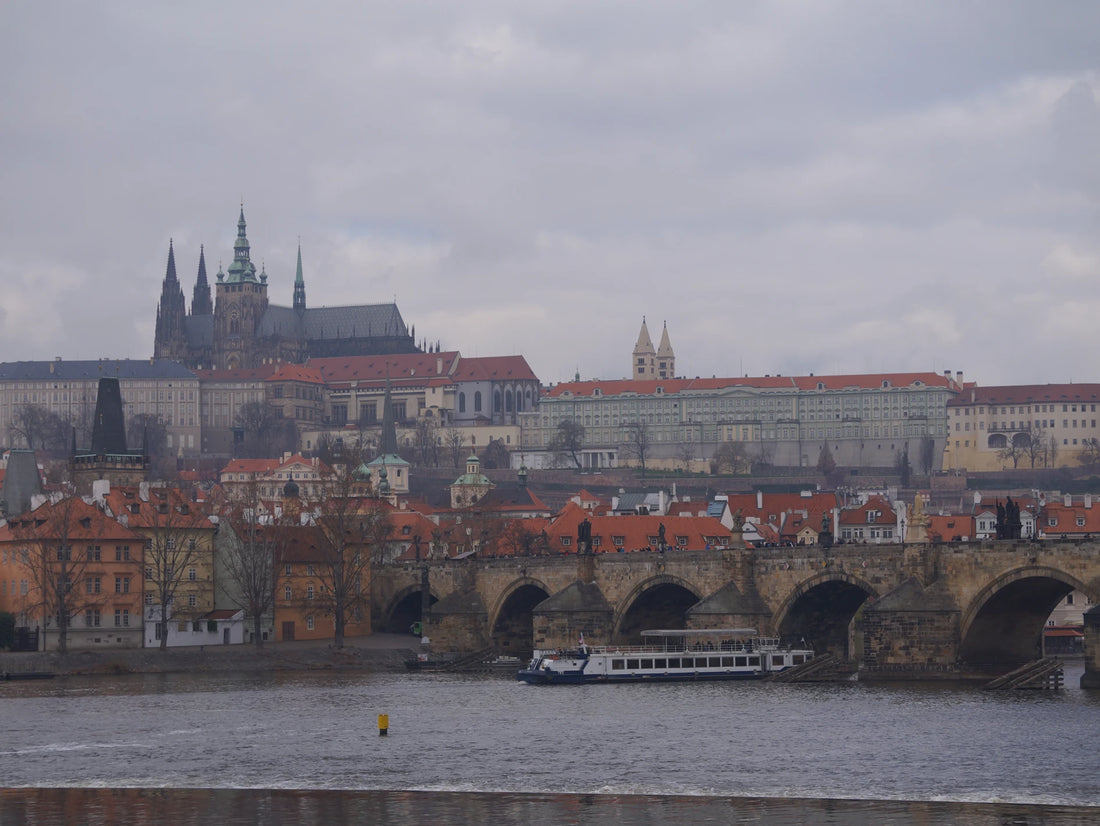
378 714 389 736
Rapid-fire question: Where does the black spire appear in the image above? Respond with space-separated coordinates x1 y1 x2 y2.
191 244 213 315
293 242 306 314
88 378 130 455
154 239 187 359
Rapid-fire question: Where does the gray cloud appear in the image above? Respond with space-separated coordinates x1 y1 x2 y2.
1 2 1098 387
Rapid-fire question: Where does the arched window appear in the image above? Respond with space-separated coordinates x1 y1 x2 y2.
474 391 482 412
988 433 1007 449
505 389 513 412
1012 432 1031 448
494 391 502 413
458 392 466 413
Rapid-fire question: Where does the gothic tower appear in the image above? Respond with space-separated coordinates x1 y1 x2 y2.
153 240 188 361
191 244 213 316
293 242 307 314
656 321 675 379
213 207 269 369
632 316 656 379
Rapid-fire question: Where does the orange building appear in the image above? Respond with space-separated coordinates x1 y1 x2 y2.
0 496 145 650
273 524 372 642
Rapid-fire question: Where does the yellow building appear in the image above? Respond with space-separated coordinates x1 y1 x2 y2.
942 384 1100 472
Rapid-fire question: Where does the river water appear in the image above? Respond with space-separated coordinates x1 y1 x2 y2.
1 663 1097 824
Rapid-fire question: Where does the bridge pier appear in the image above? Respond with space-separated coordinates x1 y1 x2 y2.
858 578 962 680
1083 605 1100 689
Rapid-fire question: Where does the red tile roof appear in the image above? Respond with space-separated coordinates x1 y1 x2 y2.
192 365 278 381
949 384 1100 407
545 372 957 399
268 364 325 384
451 355 539 382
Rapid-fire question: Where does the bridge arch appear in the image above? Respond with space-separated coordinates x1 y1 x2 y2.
381 583 439 634
772 571 880 658
488 577 553 659
613 574 702 644
958 566 1095 667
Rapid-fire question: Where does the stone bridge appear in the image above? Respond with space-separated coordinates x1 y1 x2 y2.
372 538 1100 686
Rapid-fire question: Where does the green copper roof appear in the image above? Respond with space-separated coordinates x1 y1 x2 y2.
225 207 259 284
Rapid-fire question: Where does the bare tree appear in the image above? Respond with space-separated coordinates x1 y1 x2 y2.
11 495 99 654
1023 422 1050 469
234 401 297 458
481 437 510 469
549 420 586 469
220 484 287 648
998 436 1025 470
412 418 441 468
1078 437 1100 470
816 444 837 477
442 428 469 468
310 455 392 647
9 404 69 454
619 421 651 476
711 441 751 475
140 488 211 650
894 445 911 486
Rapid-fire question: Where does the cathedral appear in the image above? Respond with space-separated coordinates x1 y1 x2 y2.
153 209 420 370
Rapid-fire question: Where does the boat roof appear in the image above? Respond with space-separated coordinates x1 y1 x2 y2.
641 628 758 638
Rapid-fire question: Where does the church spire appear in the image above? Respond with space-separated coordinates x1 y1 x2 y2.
191 244 213 315
632 316 656 379
293 241 306 313
226 205 258 283
656 321 675 379
154 239 187 360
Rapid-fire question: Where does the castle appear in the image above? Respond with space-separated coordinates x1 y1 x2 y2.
153 208 420 370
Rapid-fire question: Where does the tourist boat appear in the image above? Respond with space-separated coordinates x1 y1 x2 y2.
516 628 814 685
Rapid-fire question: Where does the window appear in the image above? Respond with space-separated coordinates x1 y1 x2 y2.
188 567 197 581
115 609 130 627
188 594 197 607
115 577 130 594
612 535 625 547
560 537 571 547
84 609 100 627
145 567 153 581
285 563 292 576
86 577 101 594
117 546 131 561
307 564 315 576
306 584 315 600
1048 517 1058 527
284 585 292 600
676 536 688 547
306 616 315 631
86 545 101 561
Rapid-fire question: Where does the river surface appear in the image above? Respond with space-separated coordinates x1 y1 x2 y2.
1 663 1097 824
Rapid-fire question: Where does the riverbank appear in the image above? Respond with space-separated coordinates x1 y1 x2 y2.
0 633 417 678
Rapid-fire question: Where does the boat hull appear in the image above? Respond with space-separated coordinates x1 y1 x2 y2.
517 668 766 685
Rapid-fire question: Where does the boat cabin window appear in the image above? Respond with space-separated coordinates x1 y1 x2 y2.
749 656 760 666
627 659 640 669
654 658 667 669
735 656 747 667
721 657 733 667
772 655 785 667
612 659 626 670
641 659 653 669
709 657 722 668
667 658 680 668
792 655 805 665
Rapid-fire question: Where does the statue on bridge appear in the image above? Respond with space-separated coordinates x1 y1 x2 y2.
996 498 1023 540
577 518 593 553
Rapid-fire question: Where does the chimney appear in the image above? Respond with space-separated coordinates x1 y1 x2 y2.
1086 495 1092 509
436 357 443 374
91 479 110 505
1064 493 1072 507
139 481 150 502
974 491 981 504
756 490 763 509
956 370 963 387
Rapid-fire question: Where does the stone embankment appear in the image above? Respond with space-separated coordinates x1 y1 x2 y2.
0 633 417 678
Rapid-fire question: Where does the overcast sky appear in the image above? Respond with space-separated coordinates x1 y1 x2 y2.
2 2 1098 387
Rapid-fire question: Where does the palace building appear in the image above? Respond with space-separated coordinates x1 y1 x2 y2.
153 208 421 370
